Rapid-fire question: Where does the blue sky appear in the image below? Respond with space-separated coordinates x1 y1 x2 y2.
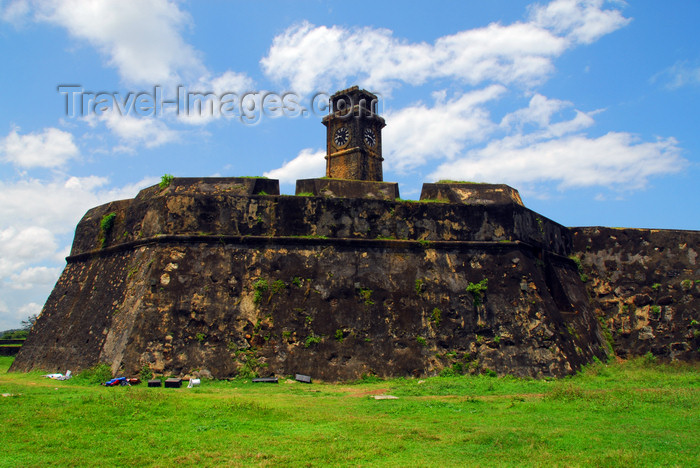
0 0 698 330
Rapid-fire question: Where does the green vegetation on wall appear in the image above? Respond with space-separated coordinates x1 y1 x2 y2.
466 279 489 307
159 174 174 188
99 212 116 247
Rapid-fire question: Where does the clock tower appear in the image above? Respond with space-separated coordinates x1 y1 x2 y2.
322 86 386 181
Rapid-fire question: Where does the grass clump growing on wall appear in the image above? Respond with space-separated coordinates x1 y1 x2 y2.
253 279 269 305
100 212 116 233
436 180 478 184
466 278 488 307
159 174 174 188
568 255 589 282
99 212 116 247
430 307 442 327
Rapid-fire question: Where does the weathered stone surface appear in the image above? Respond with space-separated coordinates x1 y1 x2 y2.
295 179 399 200
571 227 700 360
420 183 524 206
11 179 611 380
12 236 607 380
67 181 572 257
138 177 279 199
323 87 385 182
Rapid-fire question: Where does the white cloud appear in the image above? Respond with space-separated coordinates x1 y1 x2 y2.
261 21 562 94
500 93 597 140
1 127 79 168
0 176 105 234
10 266 62 290
90 111 179 149
0 0 30 23
18 0 203 85
0 173 157 329
501 94 570 130
383 86 505 173
652 60 700 90
0 174 157 267
174 73 256 126
17 302 42 318
0 299 42 331
529 0 631 45
264 148 326 185
429 132 684 190
261 1 628 94
0 227 57 267
1 0 253 92
206 71 255 96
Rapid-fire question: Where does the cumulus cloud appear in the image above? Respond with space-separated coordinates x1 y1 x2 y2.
0 173 158 328
206 71 255 96
528 0 631 44
17 302 42 318
0 299 42 331
0 174 157 274
500 93 597 140
264 148 326 186
1 127 79 168
261 0 629 94
4 0 203 85
383 86 505 173
0 227 57 270
85 110 179 150
380 85 683 192
10 266 62 290
0 175 157 237
1 0 253 93
261 21 562 94
428 132 684 190
173 72 257 126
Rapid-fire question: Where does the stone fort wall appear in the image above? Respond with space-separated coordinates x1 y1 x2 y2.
10 178 698 379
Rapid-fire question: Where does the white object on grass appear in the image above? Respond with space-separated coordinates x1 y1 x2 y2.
187 378 201 388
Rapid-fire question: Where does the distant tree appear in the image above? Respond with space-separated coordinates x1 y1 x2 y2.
0 329 27 339
20 314 38 331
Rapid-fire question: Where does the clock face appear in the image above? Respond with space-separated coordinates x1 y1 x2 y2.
334 126 349 147
363 128 376 147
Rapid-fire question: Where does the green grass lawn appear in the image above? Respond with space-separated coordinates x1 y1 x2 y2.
1 356 698 467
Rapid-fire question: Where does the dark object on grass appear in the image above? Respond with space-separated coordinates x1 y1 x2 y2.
147 379 162 387
252 377 278 383
103 377 128 386
295 374 312 384
164 378 182 388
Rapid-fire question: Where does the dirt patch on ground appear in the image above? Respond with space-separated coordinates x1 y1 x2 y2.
338 387 391 398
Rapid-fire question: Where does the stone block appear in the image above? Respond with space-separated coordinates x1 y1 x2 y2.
420 183 524 206
136 177 279 199
295 374 312 384
295 178 399 200
252 377 278 383
147 379 162 387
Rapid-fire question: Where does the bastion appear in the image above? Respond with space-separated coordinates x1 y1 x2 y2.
11 87 699 380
